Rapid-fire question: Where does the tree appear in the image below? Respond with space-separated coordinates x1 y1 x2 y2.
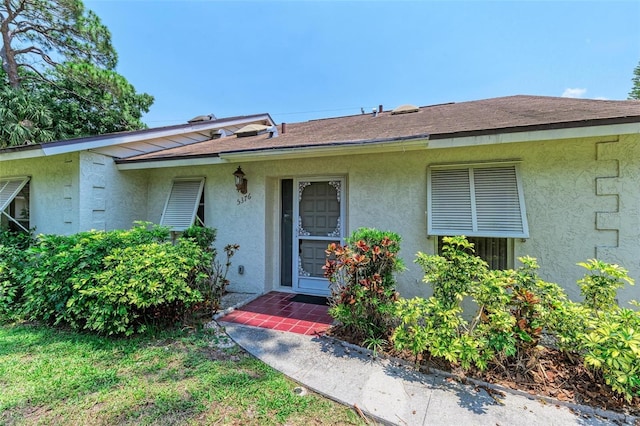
0 0 115 87
629 60 640 100
41 62 154 137
0 83 56 145
0 0 153 147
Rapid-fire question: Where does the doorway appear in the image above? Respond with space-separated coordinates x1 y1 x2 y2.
281 178 345 296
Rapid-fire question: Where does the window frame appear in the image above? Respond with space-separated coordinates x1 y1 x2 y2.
435 236 514 270
0 176 30 233
160 177 205 231
427 161 529 238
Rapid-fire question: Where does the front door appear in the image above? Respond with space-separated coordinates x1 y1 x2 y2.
292 178 345 296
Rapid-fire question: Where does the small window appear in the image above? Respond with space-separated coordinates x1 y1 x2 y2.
437 236 512 270
427 163 529 238
0 177 30 233
160 178 205 231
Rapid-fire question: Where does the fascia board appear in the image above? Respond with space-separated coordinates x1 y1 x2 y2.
116 156 227 170
0 148 46 161
40 114 274 157
428 122 640 149
219 138 429 162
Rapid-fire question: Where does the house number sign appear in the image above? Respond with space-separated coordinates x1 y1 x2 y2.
237 193 252 205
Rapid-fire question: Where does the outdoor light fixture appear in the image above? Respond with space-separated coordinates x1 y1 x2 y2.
233 166 248 194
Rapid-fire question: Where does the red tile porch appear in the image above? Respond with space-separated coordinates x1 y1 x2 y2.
219 291 333 336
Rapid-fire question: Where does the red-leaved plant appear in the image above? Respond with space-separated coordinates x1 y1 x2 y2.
324 228 403 348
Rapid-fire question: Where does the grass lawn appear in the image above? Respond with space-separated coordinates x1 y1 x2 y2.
0 323 363 425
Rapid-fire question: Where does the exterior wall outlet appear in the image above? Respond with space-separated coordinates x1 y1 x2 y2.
238 265 245 275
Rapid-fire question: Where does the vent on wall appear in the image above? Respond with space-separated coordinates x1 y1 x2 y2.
391 104 420 115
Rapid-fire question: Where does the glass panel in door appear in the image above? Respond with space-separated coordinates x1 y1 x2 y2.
293 179 344 295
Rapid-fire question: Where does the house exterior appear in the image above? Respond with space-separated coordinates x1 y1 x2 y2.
2 95 640 305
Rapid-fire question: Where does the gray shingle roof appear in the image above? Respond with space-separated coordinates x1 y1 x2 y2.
115 95 640 163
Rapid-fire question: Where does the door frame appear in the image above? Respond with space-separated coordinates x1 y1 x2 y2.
291 176 346 296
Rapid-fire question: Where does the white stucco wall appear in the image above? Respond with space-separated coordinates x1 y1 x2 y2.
8 132 636 305
1 153 80 235
141 133 640 306
419 134 638 305
1 152 148 235
78 152 148 231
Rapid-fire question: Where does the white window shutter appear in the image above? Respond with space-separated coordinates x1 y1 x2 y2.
160 178 205 231
429 168 474 234
428 164 529 238
474 167 526 236
0 177 30 212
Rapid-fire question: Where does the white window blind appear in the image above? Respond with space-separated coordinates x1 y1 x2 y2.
0 177 30 212
428 164 529 238
160 178 205 231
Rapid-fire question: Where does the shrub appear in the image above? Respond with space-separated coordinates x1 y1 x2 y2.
493 258 567 351
0 229 34 322
573 261 639 401
181 225 217 251
0 227 35 250
394 236 493 370
20 223 171 325
415 236 487 308
68 239 209 335
179 226 239 315
396 238 575 373
577 259 634 312
1 222 236 334
324 228 403 345
582 306 640 401
201 243 239 313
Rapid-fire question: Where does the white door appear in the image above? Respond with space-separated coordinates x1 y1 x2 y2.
293 178 345 296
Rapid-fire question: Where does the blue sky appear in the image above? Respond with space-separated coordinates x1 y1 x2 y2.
85 1 640 127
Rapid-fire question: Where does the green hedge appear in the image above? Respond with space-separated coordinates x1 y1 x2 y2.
0 223 227 335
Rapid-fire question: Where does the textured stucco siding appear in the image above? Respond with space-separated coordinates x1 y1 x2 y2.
78 152 148 231
425 136 619 302
145 165 268 294
1 153 80 235
142 134 640 305
8 132 637 305
1 152 148 235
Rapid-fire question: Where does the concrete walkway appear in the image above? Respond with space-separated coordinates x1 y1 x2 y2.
219 321 638 426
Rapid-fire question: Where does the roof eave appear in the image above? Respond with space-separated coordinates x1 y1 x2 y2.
115 153 225 170
427 120 640 149
115 134 430 169
0 113 275 160
218 134 430 162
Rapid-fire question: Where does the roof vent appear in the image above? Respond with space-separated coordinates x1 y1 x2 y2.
210 129 230 139
391 104 419 115
188 114 216 123
235 123 270 137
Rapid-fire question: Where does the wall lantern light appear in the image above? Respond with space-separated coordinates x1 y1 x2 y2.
233 166 248 194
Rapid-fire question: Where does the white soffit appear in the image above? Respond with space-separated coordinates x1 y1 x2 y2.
31 115 274 159
90 133 210 158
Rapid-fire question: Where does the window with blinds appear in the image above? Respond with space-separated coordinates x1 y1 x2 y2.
437 236 511 270
427 164 529 238
160 178 205 231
